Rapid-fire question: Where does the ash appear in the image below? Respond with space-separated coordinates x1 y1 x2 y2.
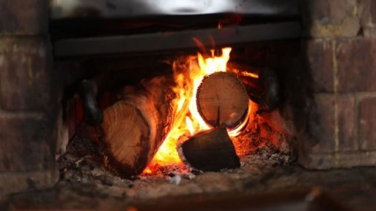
58 127 293 200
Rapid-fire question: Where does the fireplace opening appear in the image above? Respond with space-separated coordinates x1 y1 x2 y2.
49 1 302 186
57 40 299 193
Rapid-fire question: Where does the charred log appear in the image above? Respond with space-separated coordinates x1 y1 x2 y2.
180 127 240 172
196 72 249 128
101 76 175 178
253 68 281 113
227 64 281 113
79 79 103 126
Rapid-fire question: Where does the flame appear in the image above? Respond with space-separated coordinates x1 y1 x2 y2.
231 68 259 79
142 47 250 174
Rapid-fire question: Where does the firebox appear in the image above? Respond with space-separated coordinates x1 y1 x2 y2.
50 0 301 178
2 0 376 210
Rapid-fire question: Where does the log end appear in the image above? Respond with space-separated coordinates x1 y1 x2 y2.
197 72 249 128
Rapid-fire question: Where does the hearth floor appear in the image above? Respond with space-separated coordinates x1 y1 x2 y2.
1 164 376 210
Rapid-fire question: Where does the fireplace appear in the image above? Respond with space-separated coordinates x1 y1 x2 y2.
49 0 301 180
1 0 376 210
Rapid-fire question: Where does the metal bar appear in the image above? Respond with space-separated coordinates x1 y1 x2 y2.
54 21 301 57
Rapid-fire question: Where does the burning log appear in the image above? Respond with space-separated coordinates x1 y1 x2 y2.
254 67 281 113
101 76 175 178
227 63 281 113
180 127 240 172
196 72 249 128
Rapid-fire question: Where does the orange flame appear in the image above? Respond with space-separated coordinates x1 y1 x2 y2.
142 47 250 174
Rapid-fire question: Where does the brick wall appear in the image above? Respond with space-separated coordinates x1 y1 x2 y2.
0 0 375 195
0 0 59 195
298 0 376 169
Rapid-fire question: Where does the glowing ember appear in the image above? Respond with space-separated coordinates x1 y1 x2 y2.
142 47 250 174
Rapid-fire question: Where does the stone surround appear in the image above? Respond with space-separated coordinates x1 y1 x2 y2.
0 0 59 195
299 0 376 169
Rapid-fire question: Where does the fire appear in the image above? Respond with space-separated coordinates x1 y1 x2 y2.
142 47 250 174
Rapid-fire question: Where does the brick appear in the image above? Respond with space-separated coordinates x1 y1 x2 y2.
0 0 47 35
304 0 360 37
0 114 56 172
358 0 376 28
336 38 376 92
304 94 356 154
359 97 376 150
358 0 376 37
363 27 376 37
0 37 52 111
337 95 357 151
305 0 355 24
307 39 334 92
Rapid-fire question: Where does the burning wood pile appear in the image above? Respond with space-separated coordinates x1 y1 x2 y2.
61 47 293 181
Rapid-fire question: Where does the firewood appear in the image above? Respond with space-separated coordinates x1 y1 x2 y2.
78 79 103 126
227 63 281 113
253 67 281 113
180 127 240 172
196 72 249 128
101 76 175 178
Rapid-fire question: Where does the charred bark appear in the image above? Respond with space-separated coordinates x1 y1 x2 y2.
180 127 240 172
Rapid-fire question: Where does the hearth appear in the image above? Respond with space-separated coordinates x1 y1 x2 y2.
2 0 376 210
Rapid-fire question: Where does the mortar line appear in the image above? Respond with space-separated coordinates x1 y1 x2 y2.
354 94 361 151
332 39 340 165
